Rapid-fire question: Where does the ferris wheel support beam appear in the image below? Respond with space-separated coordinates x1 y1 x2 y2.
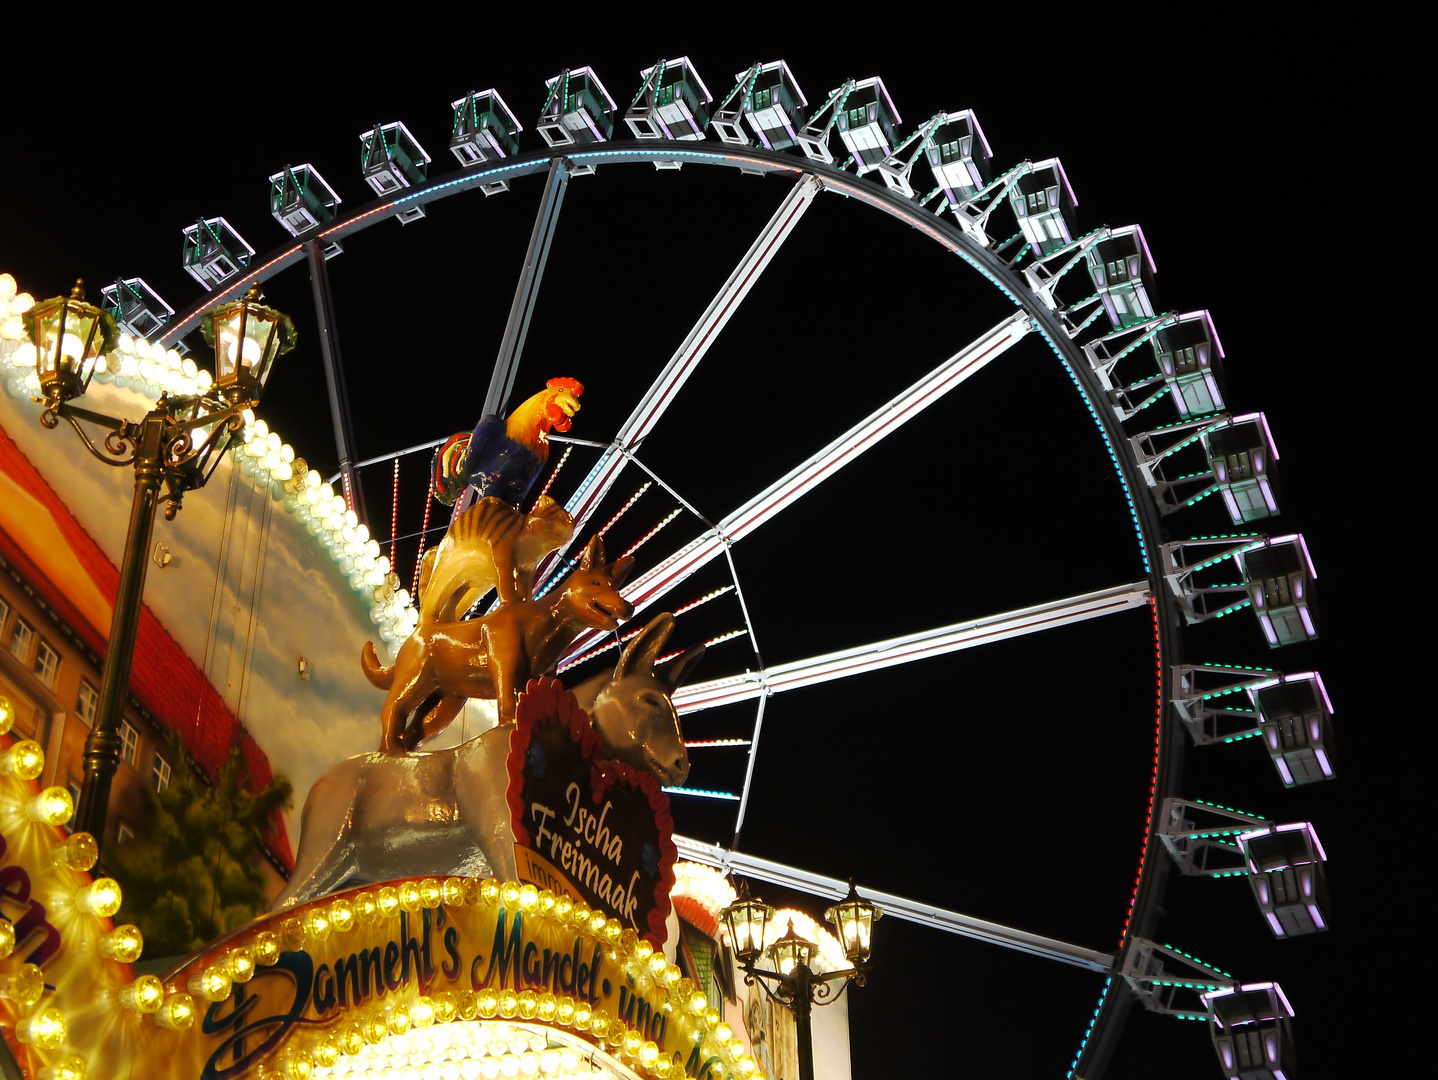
304 240 367 522
560 310 1034 658
484 156 571 417
540 173 825 583
672 581 1151 712
674 835 1115 972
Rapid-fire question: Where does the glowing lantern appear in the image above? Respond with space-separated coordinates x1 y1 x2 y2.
721 881 773 966
200 284 295 404
767 919 817 977
824 880 883 965
26 280 116 406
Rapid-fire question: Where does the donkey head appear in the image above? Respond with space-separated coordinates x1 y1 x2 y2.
589 613 702 787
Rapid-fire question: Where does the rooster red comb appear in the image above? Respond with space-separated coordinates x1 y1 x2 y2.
547 377 584 396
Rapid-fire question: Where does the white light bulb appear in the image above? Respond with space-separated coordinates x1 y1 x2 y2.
182 357 198 378
266 432 281 452
253 419 269 440
196 369 213 391
345 510 359 529
118 332 135 352
320 483 335 502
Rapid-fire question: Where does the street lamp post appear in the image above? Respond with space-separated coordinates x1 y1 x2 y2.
26 281 294 852
721 879 883 1080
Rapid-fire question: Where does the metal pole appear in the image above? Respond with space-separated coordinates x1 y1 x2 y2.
305 240 366 522
73 408 165 851
792 966 816 1080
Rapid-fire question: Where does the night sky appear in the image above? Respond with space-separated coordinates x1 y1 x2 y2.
2 13 1405 1077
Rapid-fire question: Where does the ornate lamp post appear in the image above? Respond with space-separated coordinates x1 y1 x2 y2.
27 280 294 852
721 880 883 1080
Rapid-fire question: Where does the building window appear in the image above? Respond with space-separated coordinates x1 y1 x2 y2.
76 680 98 727
119 721 140 767
116 822 134 845
7 618 34 663
68 779 81 806
151 754 171 793
33 639 60 689
0 597 10 632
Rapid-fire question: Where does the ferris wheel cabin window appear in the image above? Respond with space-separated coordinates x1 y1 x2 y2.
33 639 59 689
119 721 140 767
8 617 34 664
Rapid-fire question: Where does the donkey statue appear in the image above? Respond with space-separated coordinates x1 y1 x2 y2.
273 614 702 909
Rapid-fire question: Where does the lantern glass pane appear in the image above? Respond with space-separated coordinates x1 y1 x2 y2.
212 309 247 384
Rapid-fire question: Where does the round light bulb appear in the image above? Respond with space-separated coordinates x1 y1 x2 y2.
78 877 123 917
37 1055 87 1080
387 1005 411 1035
26 786 74 826
2 740 45 780
252 930 280 966
51 831 99 871
377 887 400 917
410 997 436 1028
354 892 379 924
0 963 45 1006
121 974 166 1013
399 881 423 911
281 1046 314 1080
155 992 196 1030
0 920 12 958
100 924 145 963
329 898 355 933
189 965 232 1002
303 907 331 941
0 693 13 734
227 947 256 983
419 878 443 908
16 1006 66 1049
441 878 467 907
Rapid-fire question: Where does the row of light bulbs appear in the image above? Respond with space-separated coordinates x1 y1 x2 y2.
0 271 424 650
0 712 156 1080
187 878 767 1080
316 1022 610 1079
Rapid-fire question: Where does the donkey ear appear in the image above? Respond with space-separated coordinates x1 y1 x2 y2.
578 533 604 570
656 644 706 692
607 555 635 587
615 613 674 678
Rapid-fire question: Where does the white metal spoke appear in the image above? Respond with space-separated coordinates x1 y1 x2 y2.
549 174 823 569
674 836 1114 972
561 310 1035 660
674 581 1150 713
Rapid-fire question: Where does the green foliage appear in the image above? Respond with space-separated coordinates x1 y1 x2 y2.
109 736 292 958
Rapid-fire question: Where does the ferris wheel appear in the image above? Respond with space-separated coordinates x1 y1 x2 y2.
120 57 1335 1079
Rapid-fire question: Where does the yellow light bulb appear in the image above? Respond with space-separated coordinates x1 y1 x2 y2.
623 1029 644 1057
409 996 435 1028
351 891 377 925
3 740 45 780
589 1009 611 1039
555 996 576 1026
362 1013 387 1045
252 931 280 966
0 693 12 734
0 963 45 1006
441 877 467 906
227 947 255 983
538 889 557 917
419 878 442 908
26 786 73 826
17 1006 66 1049
433 990 458 1024
338 1021 365 1055
281 1046 314 1080
536 992 557 1022
553 894 574 922
457 989 480 1021
376 886 400 917
121 974 165 1013
649 952 669 978
0 919 13 959
602 918 622 943
313 1036 339 1068
398 881 422 911
497 988 519 1018
477 987 498 1018
479 877 501 905
386 1005 411 1035
51 831 99 871
573 1001 593 1029
664 963 683 988
689 991 708 1015
189 966 232 1002
328 898 355 933
37 1055 87 1080
713 1022 733 1045
280 918 305 952
303 908 331 941
78 877 123 916
500 881 521 908
588 910 608 935
518 883 539 911
737 1057 757 1078
100 924 145 963
622 930 642 956
517 989 538 1019
640 1041 661 1066
703 1006 720 1028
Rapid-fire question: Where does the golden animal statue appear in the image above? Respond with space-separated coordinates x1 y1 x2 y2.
416 495 574 620
362 534 634 752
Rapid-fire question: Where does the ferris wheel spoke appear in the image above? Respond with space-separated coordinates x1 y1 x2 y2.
674 836 1115 972
672 581 1150 713
538 173 824 585
560 309 1035 658
483 157 570 418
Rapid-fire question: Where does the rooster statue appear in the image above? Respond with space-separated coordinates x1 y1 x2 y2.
434 377 583 511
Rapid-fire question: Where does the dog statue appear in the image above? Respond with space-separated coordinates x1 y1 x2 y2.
274 614 701 909
363 534 633 752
